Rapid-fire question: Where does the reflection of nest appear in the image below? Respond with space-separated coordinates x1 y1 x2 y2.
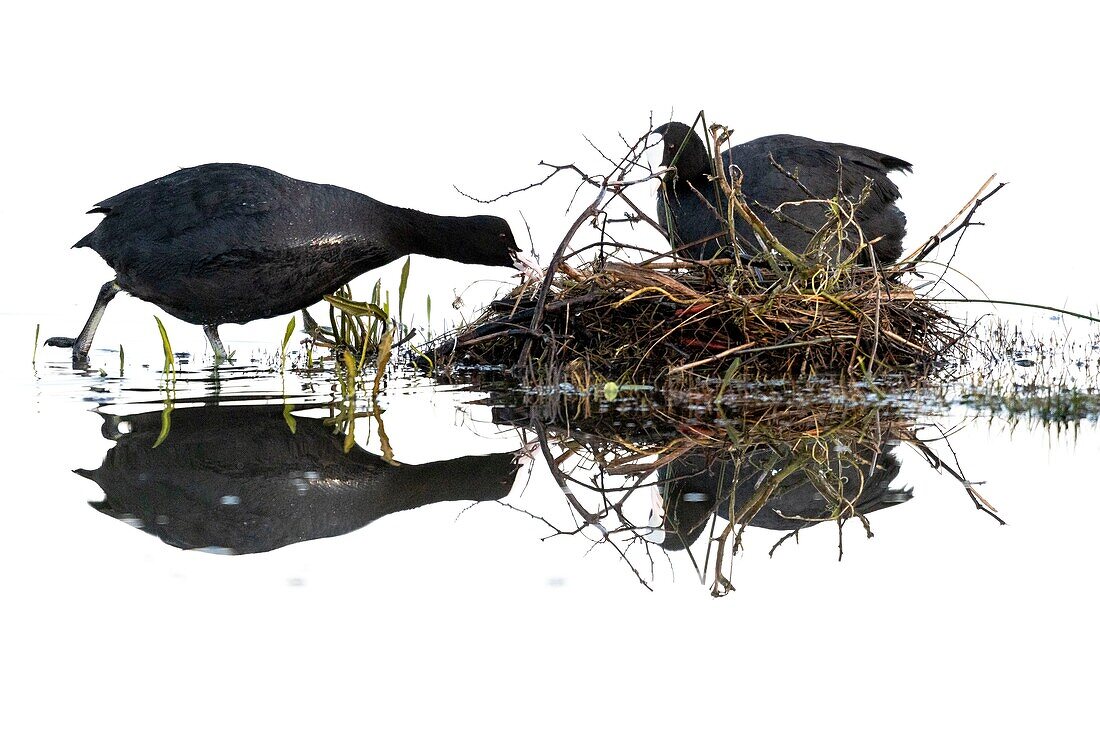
494 394 998 596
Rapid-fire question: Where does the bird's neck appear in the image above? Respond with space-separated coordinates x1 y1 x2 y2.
376 204 467 260
342 193 464 261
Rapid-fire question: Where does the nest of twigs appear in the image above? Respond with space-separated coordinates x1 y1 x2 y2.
438 255 965 386
429 117 1002 388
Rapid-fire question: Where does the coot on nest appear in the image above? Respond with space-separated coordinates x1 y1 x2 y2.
47 163 518 362
653 121 911 264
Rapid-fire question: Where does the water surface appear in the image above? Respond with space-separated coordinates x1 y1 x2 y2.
6 310 1098 730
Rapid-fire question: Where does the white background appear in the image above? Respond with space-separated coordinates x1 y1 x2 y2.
2 1 1098 731
3 0 1098 356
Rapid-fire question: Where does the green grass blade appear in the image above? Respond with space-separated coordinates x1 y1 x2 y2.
281 315 296 371
398 256 411 326
153 316 175 380
323 294 388 321
426 294 432 339
717 357 741 401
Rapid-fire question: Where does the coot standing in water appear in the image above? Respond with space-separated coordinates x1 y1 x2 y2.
653 121 911 264
47 163 519 362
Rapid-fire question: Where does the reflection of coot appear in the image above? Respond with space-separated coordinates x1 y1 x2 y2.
655 445 909 551
77 405 519 554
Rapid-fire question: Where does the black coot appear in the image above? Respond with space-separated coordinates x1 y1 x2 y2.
653 122 911 264
46 163 519 362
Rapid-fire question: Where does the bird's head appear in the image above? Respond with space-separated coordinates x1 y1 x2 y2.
464 214 520 268
651 121 711 183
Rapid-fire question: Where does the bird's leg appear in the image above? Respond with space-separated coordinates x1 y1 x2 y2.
203 324 228 363
45 279 121 365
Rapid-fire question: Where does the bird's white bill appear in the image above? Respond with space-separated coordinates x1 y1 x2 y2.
644 131 666 173
511 250 544 282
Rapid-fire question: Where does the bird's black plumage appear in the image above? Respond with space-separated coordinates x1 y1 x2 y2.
50 163 518 361
654 122 911 264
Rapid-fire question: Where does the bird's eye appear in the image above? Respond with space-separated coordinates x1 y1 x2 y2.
499 233 507 239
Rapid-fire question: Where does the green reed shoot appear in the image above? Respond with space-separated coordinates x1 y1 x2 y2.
119 344 125 377
398 256 411 327
281 315 296 371
426 294 432 339
324 292 388 356
153 316 175 383
717 357 741 402
370 278 383 344
32 324 40 365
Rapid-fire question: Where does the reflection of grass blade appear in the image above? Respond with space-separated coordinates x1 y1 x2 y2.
374 403 398 465
373 327 393 399
281 315 296 371
152 399 174 448
342 425 355 454
282 402 297 434
341 350 358 390
339 350 358 453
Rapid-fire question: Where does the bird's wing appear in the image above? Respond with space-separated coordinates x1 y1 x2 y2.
87 163 284 241
740 135 908 205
